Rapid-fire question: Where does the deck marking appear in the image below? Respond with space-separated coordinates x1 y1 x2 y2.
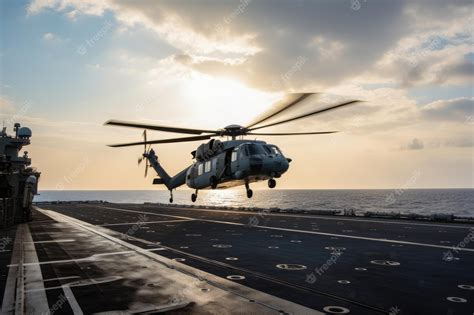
2 225 23 314
99 219 192 227
8 251 136 267
43 276 80 282
3 224 50 314
134 205 474 229
22 223 51 314
37 208 323 315
90 206 474 252
27 239 75 244
62 284 84 314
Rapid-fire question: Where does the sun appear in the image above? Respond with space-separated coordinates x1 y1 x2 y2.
179 72 281 128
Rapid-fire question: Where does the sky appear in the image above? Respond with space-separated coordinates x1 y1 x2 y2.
0 0 473 190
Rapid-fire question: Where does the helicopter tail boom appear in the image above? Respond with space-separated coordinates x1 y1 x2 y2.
145 149 186 190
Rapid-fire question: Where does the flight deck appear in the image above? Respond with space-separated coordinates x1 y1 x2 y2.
1 202 473 314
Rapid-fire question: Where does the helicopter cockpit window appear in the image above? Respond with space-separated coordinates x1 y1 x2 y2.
246 144 267 156
198 163 203 175
205 161 211 173
266 145 281 155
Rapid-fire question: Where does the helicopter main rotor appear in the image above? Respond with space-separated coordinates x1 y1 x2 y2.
105 93 361 147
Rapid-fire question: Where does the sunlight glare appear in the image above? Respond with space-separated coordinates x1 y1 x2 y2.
180 72 282 128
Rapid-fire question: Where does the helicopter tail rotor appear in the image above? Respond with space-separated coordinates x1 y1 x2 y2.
137 130 152 177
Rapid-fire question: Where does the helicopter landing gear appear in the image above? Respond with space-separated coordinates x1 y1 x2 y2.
210 176 218 189
245 182 253 199
268 178 276 189
169 190 174 203
191 190 198 202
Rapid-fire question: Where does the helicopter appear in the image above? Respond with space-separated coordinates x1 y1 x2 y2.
105 93 359 203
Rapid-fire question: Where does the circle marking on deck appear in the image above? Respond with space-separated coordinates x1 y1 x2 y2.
447 297 467 303
226 275 245 280
370 260 400 266
458 284 474 290
276 264 307 270
323 306 350 314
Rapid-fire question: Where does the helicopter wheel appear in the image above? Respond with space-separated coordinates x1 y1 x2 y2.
191 193 197 203
210 176 218 189
169 198 173 203
246 189 253 199
268 178 276 189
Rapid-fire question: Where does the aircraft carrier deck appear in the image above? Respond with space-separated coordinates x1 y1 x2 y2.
1 202 473 314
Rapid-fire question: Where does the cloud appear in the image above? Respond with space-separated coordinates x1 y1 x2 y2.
27 0 110 17
421 97 473 121
26 0 473 91
42 32 56 41
403 138 424 150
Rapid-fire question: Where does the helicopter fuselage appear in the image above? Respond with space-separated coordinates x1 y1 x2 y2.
184 139 290 190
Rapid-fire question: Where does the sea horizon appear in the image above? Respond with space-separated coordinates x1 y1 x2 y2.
34 189 474 217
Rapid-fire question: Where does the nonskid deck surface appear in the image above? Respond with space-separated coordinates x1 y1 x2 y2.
1 208 317 314
2 203 473 314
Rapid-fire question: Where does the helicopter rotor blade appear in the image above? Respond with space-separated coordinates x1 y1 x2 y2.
105 120 218 135
143 130 148 153
249 100 361 131
108 134 214 148
246 93 316 129
247 131 338 136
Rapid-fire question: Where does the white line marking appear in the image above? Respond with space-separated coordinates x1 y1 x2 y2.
2 226 23 314
139 205 474 229
27 239 75 244
43 276 80 283
5 224 51 314
99 219 192 227
26 276 123 293
8 251 135 267
93 206 474 253
62 284 84 315
37 208 322 315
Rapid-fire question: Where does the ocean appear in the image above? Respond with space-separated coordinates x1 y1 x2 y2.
34 189 474 218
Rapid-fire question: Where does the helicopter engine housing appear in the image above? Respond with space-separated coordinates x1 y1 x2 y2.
195 139 223 161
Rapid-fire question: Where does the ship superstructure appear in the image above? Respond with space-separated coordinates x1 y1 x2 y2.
0 123 40 228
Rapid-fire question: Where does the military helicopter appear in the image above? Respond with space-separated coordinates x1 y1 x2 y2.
105 93 359 203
